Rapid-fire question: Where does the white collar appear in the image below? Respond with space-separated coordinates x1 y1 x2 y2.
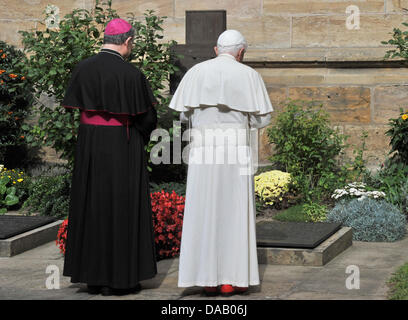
217 53 237 61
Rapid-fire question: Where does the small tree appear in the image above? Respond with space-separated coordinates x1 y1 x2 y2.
267 100 349 202
19 0 178 168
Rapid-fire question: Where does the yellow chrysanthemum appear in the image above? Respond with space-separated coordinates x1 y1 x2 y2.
254 170 291 206
17 179 23 183
402 114 408 120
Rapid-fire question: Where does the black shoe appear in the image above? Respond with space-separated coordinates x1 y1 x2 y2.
87 285 102 295
100 286 114 296
130 283 142 293
101 284 141 296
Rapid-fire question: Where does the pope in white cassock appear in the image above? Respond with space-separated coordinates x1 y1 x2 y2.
168 30 273 296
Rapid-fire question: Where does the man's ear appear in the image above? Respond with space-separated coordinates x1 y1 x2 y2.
214 46 218 56
237 48 245 62
125 37 133 47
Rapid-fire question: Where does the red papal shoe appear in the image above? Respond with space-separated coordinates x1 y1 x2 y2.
220 284 234 297
203 286 218 297
233 286 248 294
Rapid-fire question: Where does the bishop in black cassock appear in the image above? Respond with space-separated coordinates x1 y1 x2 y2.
62 18 158 295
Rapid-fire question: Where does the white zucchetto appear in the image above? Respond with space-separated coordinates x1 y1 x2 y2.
217 29 248 51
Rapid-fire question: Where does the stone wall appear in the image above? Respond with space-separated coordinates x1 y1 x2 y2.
2 0 408 168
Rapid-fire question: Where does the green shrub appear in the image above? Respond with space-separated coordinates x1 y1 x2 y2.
385 108 408 165
267 100 349 202
0 40 35 168
22 170 71 218
327 198 407 242
150 181 186 196
366 160 408 216
302 202 327 222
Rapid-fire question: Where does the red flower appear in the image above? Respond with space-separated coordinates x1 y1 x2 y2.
151 190 185 260
56 219 68 255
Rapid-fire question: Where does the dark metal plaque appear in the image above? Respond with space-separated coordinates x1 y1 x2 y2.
256 221 342 249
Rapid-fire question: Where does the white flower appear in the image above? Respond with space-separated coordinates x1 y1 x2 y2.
45 5 60 28
45 4 60 15
0 164 4 172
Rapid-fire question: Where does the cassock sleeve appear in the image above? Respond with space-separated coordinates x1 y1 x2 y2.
134 106 157 145
133 73 158 144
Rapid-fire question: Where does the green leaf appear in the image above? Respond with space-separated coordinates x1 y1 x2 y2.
5 194 19 206
7 186 16 196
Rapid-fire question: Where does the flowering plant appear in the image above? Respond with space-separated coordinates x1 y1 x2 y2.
151 190 185 260
56 190 185 258
0 40 33 167
56 218 68 254
254 170 292 207
0 166 28 214
331 182 386 202
386 108 408 164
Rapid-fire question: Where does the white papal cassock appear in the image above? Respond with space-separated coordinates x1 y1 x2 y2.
169 53 273 287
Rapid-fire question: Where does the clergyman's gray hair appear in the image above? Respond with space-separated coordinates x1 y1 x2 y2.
103 27 135 45
217 41 248 56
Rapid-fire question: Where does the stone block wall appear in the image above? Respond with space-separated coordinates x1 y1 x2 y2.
2 0 408 168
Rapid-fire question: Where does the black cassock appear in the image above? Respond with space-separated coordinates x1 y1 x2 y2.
62 49 157 289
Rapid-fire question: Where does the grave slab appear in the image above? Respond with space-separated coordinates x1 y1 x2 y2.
0 215 57 239
256 221 342 249
0 218 63 257
257 226 353 266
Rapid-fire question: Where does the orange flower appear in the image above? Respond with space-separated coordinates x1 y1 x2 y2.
15 117 19 121
7 111 13 115
1 54 6 59
0 80 4 85
20 135 25 139
8 74 17 78
0 69 5 74
0 49 3 53
21 76 26 80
